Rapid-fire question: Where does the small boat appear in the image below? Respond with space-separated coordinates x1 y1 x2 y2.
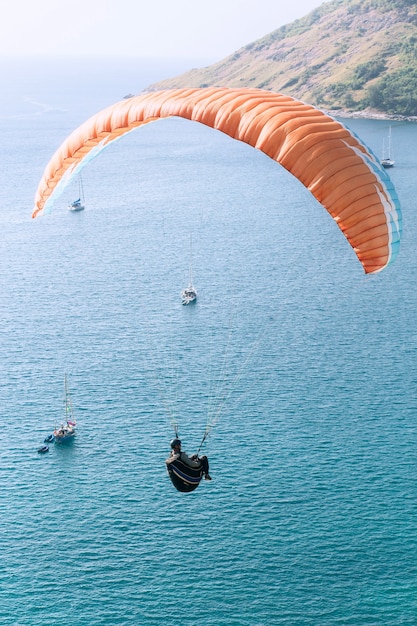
44 433 54 443
381 126 395 168
37 445 49 454
54 422 76 441
181 285 197 305
165 455 203 492
181 235 197 305
68 175 86 211
54 374 77 443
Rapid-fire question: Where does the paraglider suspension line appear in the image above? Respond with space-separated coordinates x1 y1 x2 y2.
196 428 210 457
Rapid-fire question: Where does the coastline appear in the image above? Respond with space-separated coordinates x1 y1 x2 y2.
141 84 416 122
325 108 417 123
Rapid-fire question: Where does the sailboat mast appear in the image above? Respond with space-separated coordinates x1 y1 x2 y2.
79 175 84 203
381 126 395 168
387 126 393 159
189 234 193 286
64 373 74 422
180 234 197 304
64 373 69 420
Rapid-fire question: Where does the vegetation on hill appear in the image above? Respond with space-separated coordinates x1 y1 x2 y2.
147 0 417 117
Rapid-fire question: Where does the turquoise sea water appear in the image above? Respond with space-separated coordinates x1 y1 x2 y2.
1 58 417 625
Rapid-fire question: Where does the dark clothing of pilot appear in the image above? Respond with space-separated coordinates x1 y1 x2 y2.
170 438 211 480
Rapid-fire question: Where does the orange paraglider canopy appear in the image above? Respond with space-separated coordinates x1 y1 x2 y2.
32 87 401 274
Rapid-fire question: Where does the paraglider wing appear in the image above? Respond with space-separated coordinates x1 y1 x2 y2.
32 87 401 274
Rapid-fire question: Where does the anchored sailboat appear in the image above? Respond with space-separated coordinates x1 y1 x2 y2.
53 374 77 442
381 126 395 169
68 175 86 211
181 235 197 305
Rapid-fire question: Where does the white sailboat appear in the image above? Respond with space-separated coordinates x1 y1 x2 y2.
181 235 197 305
381 126 395 168
53 374 77 442
68 175 86 211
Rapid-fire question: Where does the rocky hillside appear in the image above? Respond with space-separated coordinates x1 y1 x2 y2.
146 0 417 117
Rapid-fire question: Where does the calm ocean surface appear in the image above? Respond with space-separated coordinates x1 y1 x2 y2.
1 57 417 626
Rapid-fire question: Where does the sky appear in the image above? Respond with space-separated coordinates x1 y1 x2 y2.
1 0 326 61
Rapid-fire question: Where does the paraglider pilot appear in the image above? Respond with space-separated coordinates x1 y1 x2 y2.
170 438 211 480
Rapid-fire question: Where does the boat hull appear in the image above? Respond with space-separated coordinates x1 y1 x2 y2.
181 295 196 305
53 426 76 442
54 434 75 442
181 287 197 305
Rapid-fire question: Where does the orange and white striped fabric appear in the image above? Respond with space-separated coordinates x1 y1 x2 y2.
32 87 401 274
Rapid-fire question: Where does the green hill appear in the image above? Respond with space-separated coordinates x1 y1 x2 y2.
147 0 417 117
